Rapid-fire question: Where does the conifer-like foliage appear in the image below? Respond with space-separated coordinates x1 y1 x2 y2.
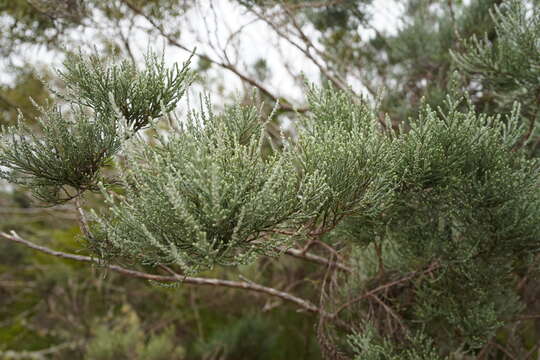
453 0 540 149
0 105 120 203
92 98 328 272
0 53 193 204
0 1 539 358
91 86 393 273
58 52 193 132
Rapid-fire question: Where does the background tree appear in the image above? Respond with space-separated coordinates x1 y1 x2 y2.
0 0 539 359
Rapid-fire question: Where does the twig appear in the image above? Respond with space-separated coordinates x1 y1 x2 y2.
492 342 518 360
0 341 80 360
373 241 384 276
283 0 346 10
370 293 408 336
333 261 440 317
250 7 355 97
0 230 326 316
284 247 351 273
74 196 92 240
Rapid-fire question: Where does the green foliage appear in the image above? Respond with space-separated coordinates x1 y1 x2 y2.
58 52 194 132
1 1 540 358
85 324 183 360
194 315 278 360
0 52 194 204
0 106 121 203
348 325 444 360
91 98 325 273
387 95 539 264
364 0 501 122
295 85 393 228
453 0 540 116
338 93 539 354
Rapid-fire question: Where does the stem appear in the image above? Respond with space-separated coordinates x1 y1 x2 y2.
374 241 385 276
0 230 327 316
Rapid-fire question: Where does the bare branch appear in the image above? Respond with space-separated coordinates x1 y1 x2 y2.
0 341 81 360
0 230 325 315
333 261 440 317
284 247 351 273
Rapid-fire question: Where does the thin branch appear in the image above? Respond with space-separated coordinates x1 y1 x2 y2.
371 293 408 336
283 6 375 96
250 8 353 95
0 341 81 360
74 196 92 240
0 230 325 316
333 261 440 317
373 241 385 276
492 342 518 360
284 247 351 273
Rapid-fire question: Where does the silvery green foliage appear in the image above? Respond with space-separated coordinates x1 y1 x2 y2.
0 52 193 204
337 93 540 352
388 96 539 264
0 106 121 204
452 0 540 118
90 85 397 273
294 85 394 230
92 99 328 273
58 51 194 132
347 325 445 360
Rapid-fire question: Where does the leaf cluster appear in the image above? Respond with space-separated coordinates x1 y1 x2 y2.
295 85 394 230
0 106 120 203
453 0 540 116
58 52 194 132
91 85 396 274
0 52 193 204
347 325 444 360
91 98 326 273
338 93 539 354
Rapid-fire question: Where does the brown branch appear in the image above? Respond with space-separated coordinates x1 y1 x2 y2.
0 230 324 316
373 241 385 276
371 293 408 336
333 261 440 317
0 341 81 360
284 247 351 273
74 196 92 240
250 8 352 94
282 6 376 96
492 342 518 360
263 230 351 272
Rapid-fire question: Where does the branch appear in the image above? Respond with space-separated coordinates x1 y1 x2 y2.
284 247 351 273
0 230 325 316
0 341 80 360
249 6 377 100
333 261 440 317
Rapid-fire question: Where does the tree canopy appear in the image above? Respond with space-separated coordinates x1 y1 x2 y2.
0 0 539 359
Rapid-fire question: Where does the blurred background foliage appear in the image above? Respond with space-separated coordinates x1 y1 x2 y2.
0 0 539 358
